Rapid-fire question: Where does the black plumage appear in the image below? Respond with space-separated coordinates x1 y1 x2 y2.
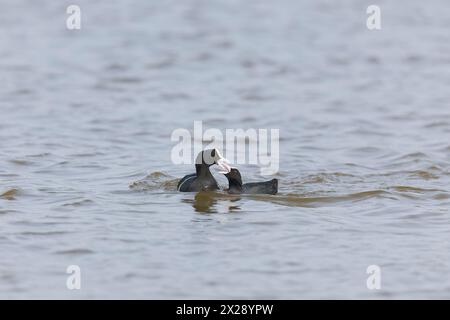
177 149 230 192
224 168 278 195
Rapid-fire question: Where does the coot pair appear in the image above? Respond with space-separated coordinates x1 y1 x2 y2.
177 149 278 195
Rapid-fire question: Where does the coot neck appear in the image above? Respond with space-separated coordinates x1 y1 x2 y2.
228 177 243 193
195 163 214 179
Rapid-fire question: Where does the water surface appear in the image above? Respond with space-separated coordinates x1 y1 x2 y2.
1 0 450 299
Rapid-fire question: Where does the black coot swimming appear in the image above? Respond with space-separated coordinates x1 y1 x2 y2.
177 149 231 192
223 168 278 195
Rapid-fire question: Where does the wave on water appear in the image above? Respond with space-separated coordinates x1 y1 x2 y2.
0 188 20 200
129 171 179 191
128 169 450 210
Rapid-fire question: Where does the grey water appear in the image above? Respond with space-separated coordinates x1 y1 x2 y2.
1 0 450 299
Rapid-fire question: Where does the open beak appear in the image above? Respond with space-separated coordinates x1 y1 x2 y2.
216 157 231 174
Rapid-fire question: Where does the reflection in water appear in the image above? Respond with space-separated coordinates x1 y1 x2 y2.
183 191 241 213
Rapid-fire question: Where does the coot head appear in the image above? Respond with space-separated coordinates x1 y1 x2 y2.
224 168 242 186
196 149 231 173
